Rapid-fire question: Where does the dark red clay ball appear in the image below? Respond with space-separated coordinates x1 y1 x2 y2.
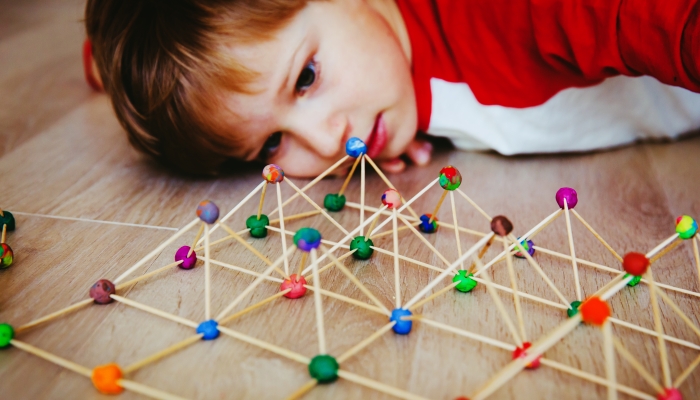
89 279 116 304
622 252 650 276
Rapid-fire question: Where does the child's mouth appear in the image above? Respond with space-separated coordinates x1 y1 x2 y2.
366 113 387 159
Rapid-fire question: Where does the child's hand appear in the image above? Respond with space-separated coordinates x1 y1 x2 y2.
378 139 432 173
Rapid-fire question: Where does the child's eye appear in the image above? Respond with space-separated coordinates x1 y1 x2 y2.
295 60 316 94
263 132 282 155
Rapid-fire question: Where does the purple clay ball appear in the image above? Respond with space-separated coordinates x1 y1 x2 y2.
175 246 197 269
555 187 578 209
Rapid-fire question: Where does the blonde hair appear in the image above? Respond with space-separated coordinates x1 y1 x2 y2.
85 0 310 175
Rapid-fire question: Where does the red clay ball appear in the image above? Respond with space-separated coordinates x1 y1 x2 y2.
580 297 611 326
281 274 307 299
623 252 650 276
512 342 541 369
657 388 682 400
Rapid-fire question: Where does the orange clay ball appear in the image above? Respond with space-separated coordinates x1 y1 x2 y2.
579 297 611 326
622 252 650 276
91 363 123 395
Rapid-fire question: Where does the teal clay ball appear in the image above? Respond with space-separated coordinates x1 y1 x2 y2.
0 211 15 231
246 214 270 238
324 194 346 212
308 355 339 383
294 227 322 252
624 273 642 287
350 236 374 260
452 270 478 292
567 301 582 318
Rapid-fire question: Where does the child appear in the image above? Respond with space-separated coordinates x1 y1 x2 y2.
85 0 700 178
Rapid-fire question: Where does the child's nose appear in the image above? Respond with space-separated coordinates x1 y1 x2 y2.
292 112 348 158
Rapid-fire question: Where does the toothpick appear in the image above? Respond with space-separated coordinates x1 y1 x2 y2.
305 285 386 315
428 190 448 224
269 210 321 225
123 334 203 374
276 183 290 276
269 155 350 217
0 208 4 217
298 252 307 278
10 339 92 377
449 191 464 270
513 237 571 308
365 211 380 242
338 322 396 363
204 224 211 320
396 213 452 267
336 370 429 400
602 321 618 400
284 178 351 236
504 238 527 343
370 223 418 240
117 380 188 400
219 289 291 325
471 277 568 310
612 336 665 394
571 209 623 262
370 246 446 274
455 188 492 222
610 317 700 351
695 237 700 298
338 155 361 196
646 233 681 259
363 155 422 220
366 178 439 237
412 315 515 351
1 223 5 244
215 246 295 321
116 260 184 290
674 351 700 388
306 248 357 280
217 325 310 364
187 223 205 258
286 380 318 400
199 180 265 243
310 248 327 354
204 258 283 283
468 235 494 273
409 281 460 311
16 298 94 333
645 268 672 388
649 237 683 264
564 200 582 301
392 208 402 308
654 285 700 340
360 155 365 236
257 182 268 220
110 294 198 328
218 222 287 279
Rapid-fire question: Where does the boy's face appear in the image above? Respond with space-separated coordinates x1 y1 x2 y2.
220 0 417 178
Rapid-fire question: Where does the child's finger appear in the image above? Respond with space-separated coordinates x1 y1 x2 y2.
405 139 433 166
378 158 406 174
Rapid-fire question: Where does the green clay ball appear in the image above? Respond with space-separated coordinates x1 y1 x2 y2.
0 323 14 348
452 270 478 292
246 214 270 238
567 301 582 318
0 211 14 231
324 194 346 212
308 354 339 383
624 273 642 287
350 236 374 260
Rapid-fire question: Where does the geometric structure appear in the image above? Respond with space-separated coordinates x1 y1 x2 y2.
1 137 699 400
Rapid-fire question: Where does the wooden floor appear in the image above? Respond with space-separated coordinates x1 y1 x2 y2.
2 1 700 399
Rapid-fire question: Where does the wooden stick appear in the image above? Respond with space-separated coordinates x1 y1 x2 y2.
204 224 211 320
674 351 700 388
338 322 397 363
539 358 655 400
215 246 295 321
471 277 569 310
337 370 429 400
110 294 198 328
219 289 291 325
610 317 700 351
469 316 582 400
455 188 492 222
116 261 184 290
449 191 465 270
612 336 665 394
371 246 446 274
695 237 700 296
310 248 327 355
0 208 3 216
16 298 94 333
115 217 200 284
338 155 361 196
366 178 440 237
319 244 390 315
646 233 680 259
468 236 495 273
218 325 310 364
654 285 700 340
305 285 386 315
403 233 495 310
10 339 92 377
366 211 380 242
257 181 268 220
123 334 203 374
286 379 318 400
284 178 351 236
603 321 618 400
571 209 623 262
360 155 366 237
504 238 527 343
269 156 351 217
472 255 523 346
269 210 322 225
409 281 460 311
198 180 265 244
410 315 515 351
564 200 582 301
645 268 672 388
265 225 350 251
276 183 291 276
304 248 357 282
397 213 452 268
649 237 683 264
187 223 205 258
428 190 448 224
392 209 402 308
298 252 307 278
513 238 571 308
1 223 6 244
117 379 188 400
364 155 421 220
203 258 283 283
218 222 286 279
370 223 417 240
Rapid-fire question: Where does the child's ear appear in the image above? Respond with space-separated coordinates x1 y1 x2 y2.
82 39 104 92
